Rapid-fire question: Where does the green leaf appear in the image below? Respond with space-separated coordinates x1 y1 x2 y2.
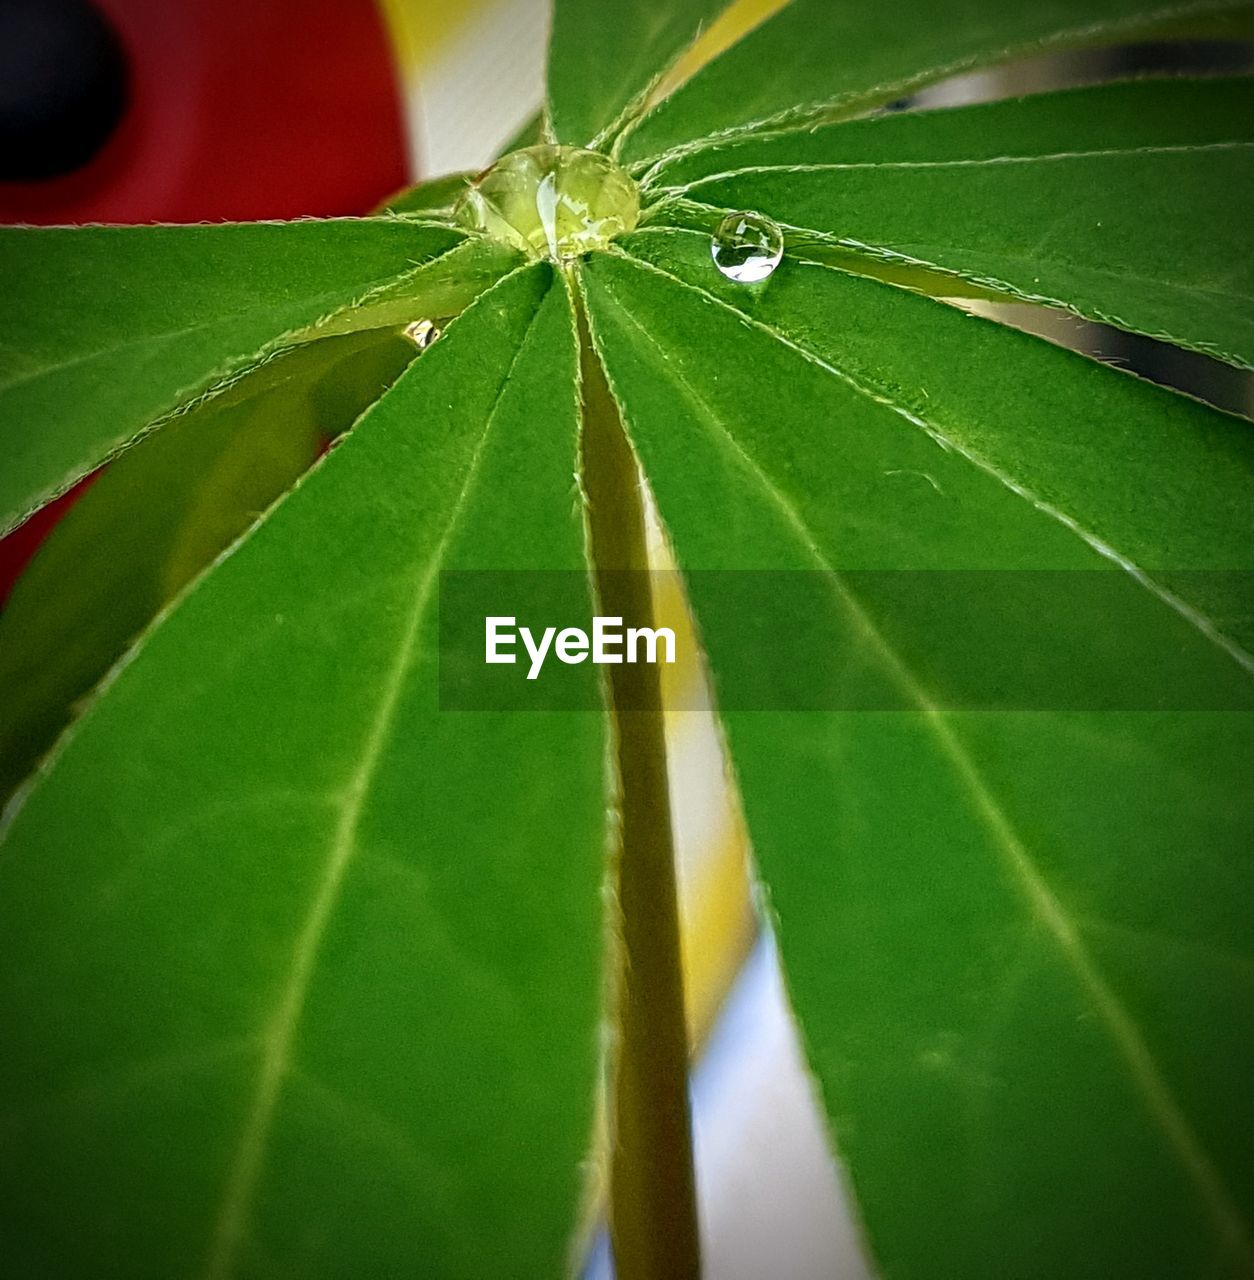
606 230 1254 636
546 0 729 147
648 74 1254 185
0 218 495 537
0 265 610 1279
306 235 524 336
580 243 1254 1278
0 329 415 808
651 76 1254 368
619 0 1252 163
380 172 472 217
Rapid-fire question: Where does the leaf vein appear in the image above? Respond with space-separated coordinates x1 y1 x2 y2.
655 140 1254 195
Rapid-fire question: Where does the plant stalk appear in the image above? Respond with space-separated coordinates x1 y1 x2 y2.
575 282 701 1280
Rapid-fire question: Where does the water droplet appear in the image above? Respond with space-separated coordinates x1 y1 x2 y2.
455 145 640 262
404 318 440 349
711 211 784 284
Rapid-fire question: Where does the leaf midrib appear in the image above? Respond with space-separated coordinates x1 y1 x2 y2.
3 295 320 398
0 251 449 399
653 139 1254 194
199 270 549 1280
588 259 1254 1264
656 196 1254 311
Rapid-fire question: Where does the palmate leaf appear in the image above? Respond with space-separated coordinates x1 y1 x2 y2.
0 267 611 1279
617 0 1254 163
648 75 1254 368
2 0 1253 1275
0 220 518 537
579 243 1254 1277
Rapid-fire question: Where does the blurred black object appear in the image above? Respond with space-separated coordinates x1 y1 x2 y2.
0 0 129 180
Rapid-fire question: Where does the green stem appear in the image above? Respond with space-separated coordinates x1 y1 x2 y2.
574 278 701 1280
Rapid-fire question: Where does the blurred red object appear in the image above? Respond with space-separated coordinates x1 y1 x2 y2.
0 0 409 603
0 0 408 224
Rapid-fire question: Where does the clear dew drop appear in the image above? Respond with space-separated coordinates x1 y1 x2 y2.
403 318 441 349
711 211 784 284
455 144 640 263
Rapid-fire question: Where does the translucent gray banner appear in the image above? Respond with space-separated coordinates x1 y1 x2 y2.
438 570 1254 712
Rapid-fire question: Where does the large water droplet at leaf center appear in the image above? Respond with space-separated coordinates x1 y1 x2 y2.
456 145 640 262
